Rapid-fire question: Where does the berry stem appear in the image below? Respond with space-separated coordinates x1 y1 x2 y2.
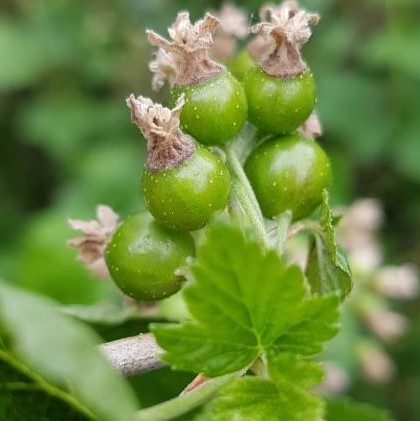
224 140 270 249
274 210 292 255
100 333 165 377
135 372 240 421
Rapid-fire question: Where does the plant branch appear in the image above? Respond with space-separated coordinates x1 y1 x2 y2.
100 333 166 377
224 140 270 249
274 210 293 255
135 372 239 421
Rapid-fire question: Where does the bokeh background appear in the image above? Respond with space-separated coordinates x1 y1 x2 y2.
0 0 419 419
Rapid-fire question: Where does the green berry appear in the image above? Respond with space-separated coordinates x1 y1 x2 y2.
243 67 316 135
105 212 194 301
143 144 231 231
172 70 248 146
245 134 331 220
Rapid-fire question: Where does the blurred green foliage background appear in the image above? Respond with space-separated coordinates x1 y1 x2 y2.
0 0 419 419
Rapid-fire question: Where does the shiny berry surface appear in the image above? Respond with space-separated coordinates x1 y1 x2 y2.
105 212 194 301
143 145 231 231
243 67 316 135
172 70 248 145
245 134 331 220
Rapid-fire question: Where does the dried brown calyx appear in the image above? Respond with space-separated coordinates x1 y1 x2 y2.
126 94 195 172
247 35 276 62
68 205 119 279
251 0 319 77
247 1 296 61
298 112 323 139
149 48 177 91
211 3 249 62
147 12 223 86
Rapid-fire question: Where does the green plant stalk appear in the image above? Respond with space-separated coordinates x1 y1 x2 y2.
135 372 239 421
274 211 292 255
224 141 270 249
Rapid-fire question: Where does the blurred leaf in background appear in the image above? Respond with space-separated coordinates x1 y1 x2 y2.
0 0 420 419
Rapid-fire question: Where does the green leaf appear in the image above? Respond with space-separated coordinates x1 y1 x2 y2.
135 373 237 421
18 96 129 161
270 294 340 356
152 223 340 377
326 398 394 421
0 280 138 421
267 353 324 389
16 210 111 305
360 28 420 80
392 123 420 183
306 191 352 300
316 72 393 164
61 302 145 325
0 20 45 90
61 301 158 343
0 354 87 421
209 376 323 421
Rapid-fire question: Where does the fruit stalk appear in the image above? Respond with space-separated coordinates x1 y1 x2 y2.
100 333 166 377
224 140 270 248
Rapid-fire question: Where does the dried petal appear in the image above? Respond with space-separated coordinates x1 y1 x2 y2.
147 12 222 86
337 199 384 261
298 112 323 139
97 205 119 234
375 264 419 299
149 49 178 90
126 94 195 171
251 1 319 76
364 309 408 342
359 344 395 384
216 3 249 39
317 363 349 395
68 205 119 279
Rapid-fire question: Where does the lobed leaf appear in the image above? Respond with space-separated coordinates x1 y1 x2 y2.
210 376 323 421
306 191 352 300
152 222 340 377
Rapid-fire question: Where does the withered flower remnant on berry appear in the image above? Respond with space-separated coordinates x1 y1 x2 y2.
251 1 319 77
126 94 195 171
211 3 249 62
147 12 222 86
68 205 119 278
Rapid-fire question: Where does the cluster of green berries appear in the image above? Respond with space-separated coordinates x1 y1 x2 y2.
105 2 332 301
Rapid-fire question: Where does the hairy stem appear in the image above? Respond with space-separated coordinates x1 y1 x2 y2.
225 141 270 248
135 372 239 421
274 211 293 255
100 333 166 377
